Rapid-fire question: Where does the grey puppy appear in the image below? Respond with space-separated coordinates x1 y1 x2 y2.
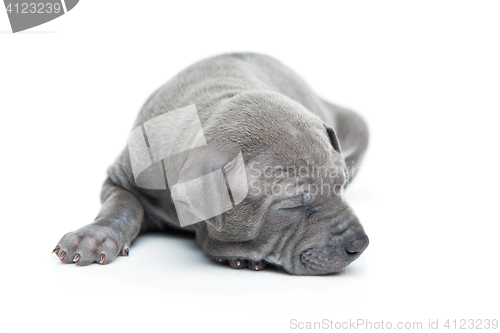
53 53 369 275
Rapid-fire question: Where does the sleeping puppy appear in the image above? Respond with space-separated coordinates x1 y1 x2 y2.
53 53 369 275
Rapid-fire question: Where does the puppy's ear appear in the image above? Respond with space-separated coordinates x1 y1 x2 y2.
169 144 248 231
324 124 341 153
170 176 229 231
206 214 226 232
204 151 249 232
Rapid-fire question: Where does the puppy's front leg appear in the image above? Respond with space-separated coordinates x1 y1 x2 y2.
53 179 144 265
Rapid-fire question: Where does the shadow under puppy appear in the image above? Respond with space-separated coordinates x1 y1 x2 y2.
53 53 370 275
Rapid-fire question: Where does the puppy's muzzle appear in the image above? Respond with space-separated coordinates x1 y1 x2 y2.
300 226 369 274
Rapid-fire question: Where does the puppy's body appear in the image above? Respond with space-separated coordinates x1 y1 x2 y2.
54 53 369 275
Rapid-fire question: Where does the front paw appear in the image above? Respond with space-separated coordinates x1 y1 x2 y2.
53 225 129 266
214 257 267 271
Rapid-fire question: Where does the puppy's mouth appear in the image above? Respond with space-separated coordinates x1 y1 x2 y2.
300 247 359 274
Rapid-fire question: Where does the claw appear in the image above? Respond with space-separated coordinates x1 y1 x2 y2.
229 258 247 269
59 251 66 260
216 258 228 264
73 253 81 263
248 260 267 271
52 246 60 255
123 248 129 256
99 253 106 264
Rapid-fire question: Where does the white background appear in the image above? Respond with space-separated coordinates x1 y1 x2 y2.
1 1 499 332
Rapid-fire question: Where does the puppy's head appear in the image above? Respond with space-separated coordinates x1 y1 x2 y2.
173 92 369 275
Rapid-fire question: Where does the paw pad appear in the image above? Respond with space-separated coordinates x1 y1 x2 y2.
53 225 127 265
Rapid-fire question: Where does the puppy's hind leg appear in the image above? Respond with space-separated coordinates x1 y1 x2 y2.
53 179 144 265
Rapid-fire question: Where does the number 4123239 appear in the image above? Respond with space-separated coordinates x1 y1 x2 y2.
5 2 62 14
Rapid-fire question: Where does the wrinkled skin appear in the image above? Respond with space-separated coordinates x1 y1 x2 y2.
53 53 369 275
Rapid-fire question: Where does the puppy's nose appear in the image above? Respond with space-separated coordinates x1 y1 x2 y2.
345 233 369 254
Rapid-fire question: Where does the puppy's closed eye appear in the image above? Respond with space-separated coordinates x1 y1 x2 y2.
276 197 318 219
275 196 305 210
